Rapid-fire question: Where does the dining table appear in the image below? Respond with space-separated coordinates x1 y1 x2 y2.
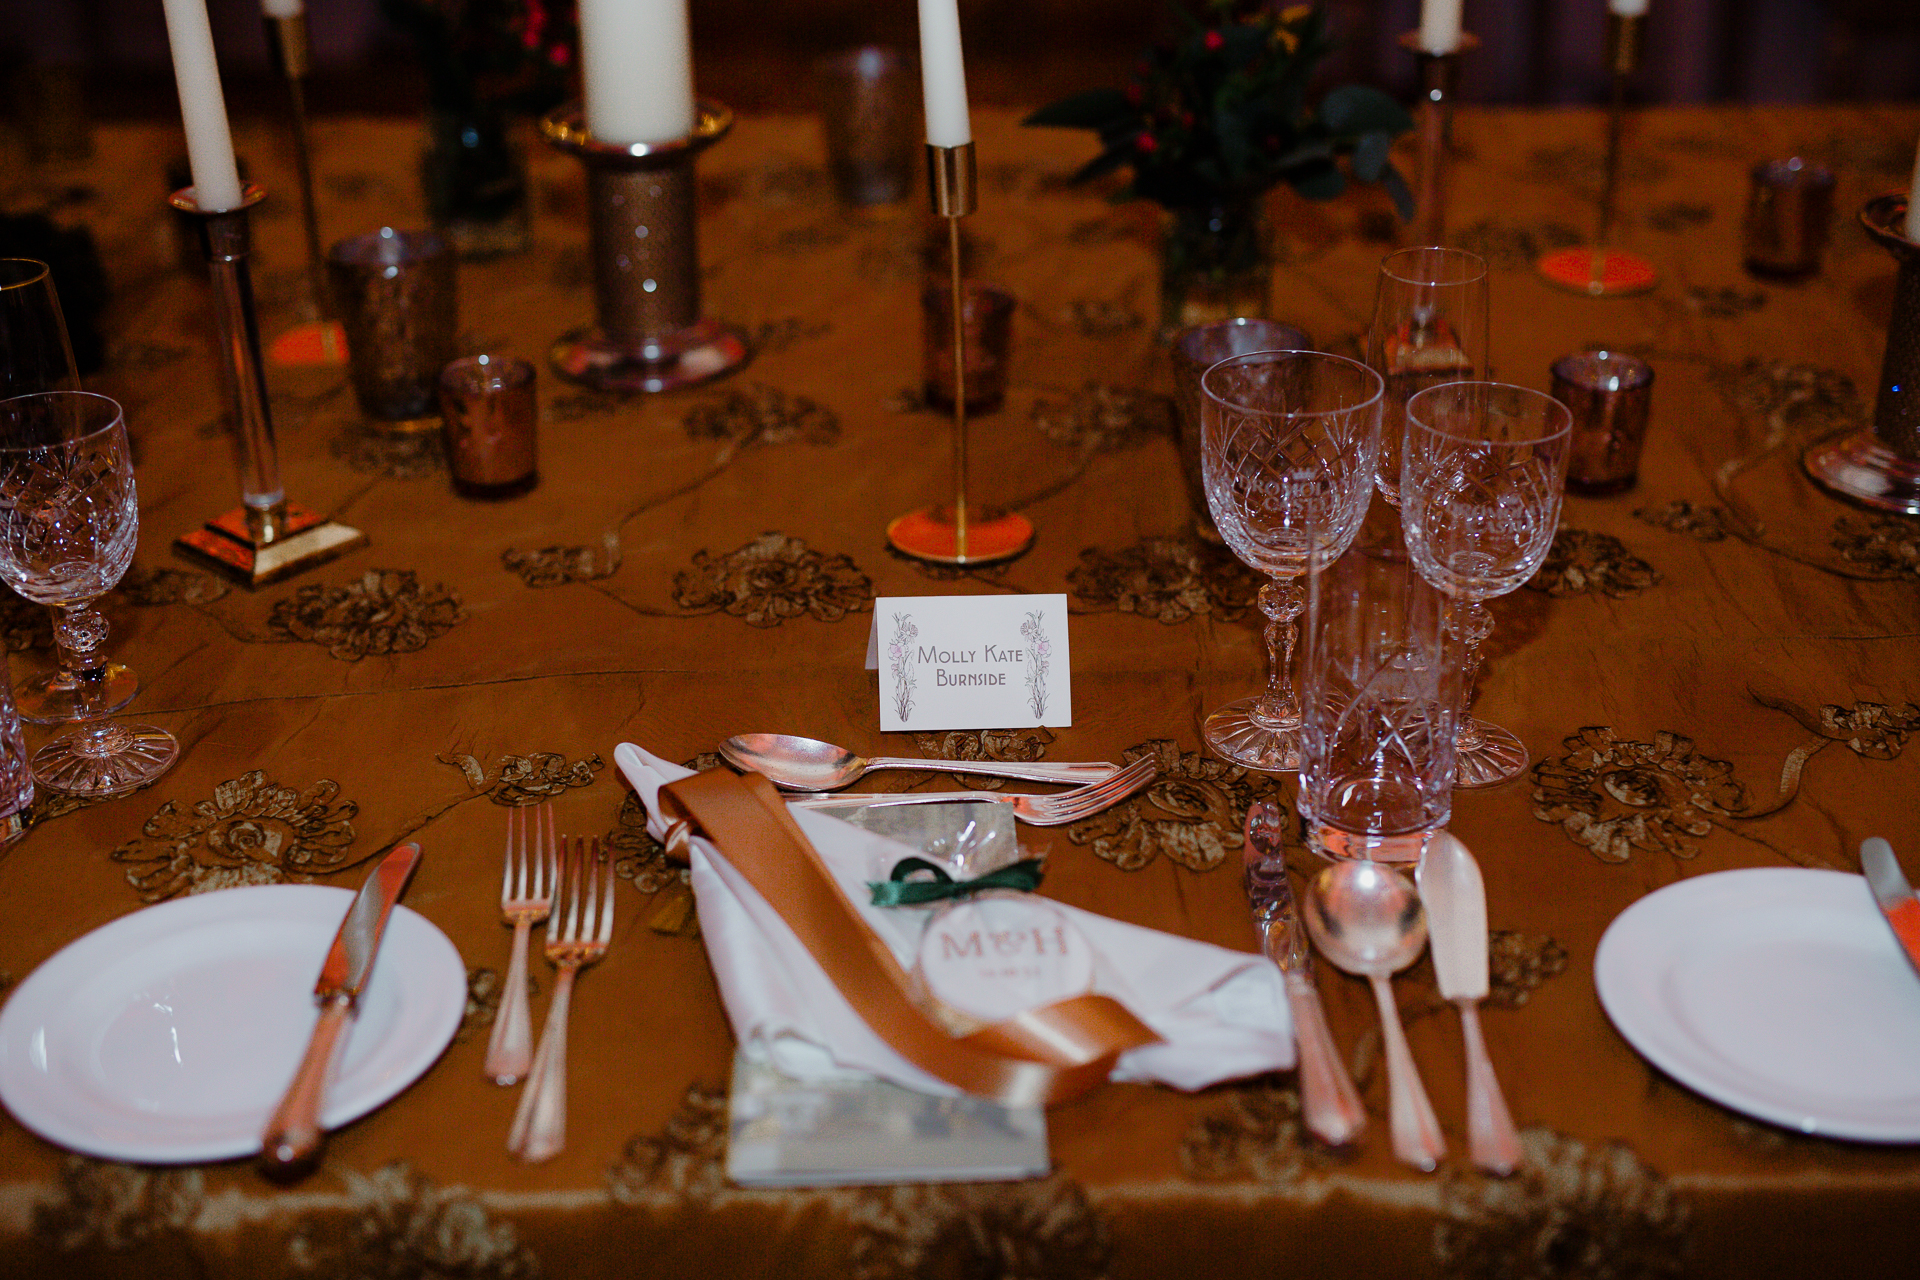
0 95 1916 1279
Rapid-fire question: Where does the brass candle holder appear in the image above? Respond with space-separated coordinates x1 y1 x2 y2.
1802 195 1920 514
1399 30 1479 246
1537 13 1658 296
262 12 345 365
886 143 1034 565
171 185 366 586
541 101 748 393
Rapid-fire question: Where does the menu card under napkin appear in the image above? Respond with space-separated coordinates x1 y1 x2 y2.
614 743 1294 1099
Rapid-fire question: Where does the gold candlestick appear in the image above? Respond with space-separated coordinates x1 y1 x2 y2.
1537 13 1658 296
886 143 1034 565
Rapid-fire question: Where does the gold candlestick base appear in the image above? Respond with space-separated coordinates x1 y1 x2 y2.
176 503 368 588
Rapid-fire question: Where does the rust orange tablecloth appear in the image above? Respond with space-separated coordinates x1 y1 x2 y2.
0 102 1917 1278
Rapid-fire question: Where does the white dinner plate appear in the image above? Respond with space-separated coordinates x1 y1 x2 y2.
0 883 466 1163
1595 867 1920 1142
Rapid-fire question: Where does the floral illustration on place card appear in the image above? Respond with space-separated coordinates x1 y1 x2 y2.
1525 530 1661 599
269 569 467 660
1180 1077 1314 1184
110 771 359 902
287 1163 539 1280
1066 738 1283 872
908 729 1059 792
1434 1130 1691 1280
440 751 603 804
673 533 872 628
607 1082 730 1205
888 612 918 722
1069 536 1264 624
502 534 623 588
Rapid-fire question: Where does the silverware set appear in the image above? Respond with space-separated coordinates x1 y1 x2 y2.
790 754 1158 826
489 804 617 1162
1244 803 1520 1174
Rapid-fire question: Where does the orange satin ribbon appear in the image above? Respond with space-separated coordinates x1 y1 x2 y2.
660 768 1161 1107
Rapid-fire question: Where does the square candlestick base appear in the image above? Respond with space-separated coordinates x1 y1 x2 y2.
886 506 1034 566
174 503 367 588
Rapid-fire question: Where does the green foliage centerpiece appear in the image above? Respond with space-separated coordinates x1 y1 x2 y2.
1025 2 1412 337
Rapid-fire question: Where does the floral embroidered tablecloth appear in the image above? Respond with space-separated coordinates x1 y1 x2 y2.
0 101 1916 1279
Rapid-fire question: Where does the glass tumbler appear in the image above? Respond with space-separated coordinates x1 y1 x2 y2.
1298 544 1462 862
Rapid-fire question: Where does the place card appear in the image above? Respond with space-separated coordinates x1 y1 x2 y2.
865 594 1070 731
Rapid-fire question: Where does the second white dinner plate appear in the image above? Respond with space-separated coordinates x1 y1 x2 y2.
0 882 465 1163
1595 866 1920 1142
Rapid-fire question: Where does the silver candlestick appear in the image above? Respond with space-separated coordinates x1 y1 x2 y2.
1399 31 1479 246
541 101 748 393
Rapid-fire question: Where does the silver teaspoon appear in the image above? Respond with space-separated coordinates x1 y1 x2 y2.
1305 859 1447 1171
718 733 1118 792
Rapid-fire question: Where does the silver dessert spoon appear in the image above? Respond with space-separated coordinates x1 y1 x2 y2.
1304 859 1447 1171
719 732 1118 792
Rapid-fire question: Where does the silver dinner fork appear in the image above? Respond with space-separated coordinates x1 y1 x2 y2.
485 803 555 1086
790 754 1158 826
507 835 615 1162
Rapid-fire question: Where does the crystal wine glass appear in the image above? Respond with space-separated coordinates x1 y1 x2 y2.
1366 247 1489 508
1400 381 1571 788
0 258 82 400
1200 351 1384 771
0 392 178 796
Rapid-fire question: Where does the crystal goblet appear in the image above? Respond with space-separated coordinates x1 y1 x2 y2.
0 392 178 796
1200 351 1383 771
1401 381 1571 788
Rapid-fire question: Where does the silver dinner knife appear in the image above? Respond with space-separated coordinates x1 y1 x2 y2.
1862 837 1920 980
1418 831 1522 1175
260 842 423 1174
1244 802 1366 1147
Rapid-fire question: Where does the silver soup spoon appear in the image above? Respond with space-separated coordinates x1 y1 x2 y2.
718 733 1118 792
1305 858 1447 1171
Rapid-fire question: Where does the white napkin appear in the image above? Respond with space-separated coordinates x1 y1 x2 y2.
615 743 1294 1096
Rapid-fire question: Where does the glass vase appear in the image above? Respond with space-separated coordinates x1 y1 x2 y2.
421 105 531 260
1158 198 1273 343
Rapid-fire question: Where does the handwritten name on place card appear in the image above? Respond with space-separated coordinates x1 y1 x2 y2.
867 594 1071 732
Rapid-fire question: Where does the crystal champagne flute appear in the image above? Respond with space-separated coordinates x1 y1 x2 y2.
1366 247 1489 508
1401 381 1571 788
1200 351 1383 771
0 392 178 796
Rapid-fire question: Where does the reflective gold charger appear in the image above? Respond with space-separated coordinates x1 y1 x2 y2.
0 102 1916 1278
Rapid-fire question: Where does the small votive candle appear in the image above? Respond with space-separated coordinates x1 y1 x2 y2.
1551 351 1655 497
438 355 538 499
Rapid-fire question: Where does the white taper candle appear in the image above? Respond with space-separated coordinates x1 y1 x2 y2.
579 0 695 145
1419 0 1464 54
917 0 973 148
261 0 304 19
1608 0 1649 16
160 0 245 212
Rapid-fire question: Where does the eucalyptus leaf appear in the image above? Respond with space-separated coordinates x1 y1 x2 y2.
1352 130 1394 184
1289 162 1347 202
1380 163 1416 221
1318 85 1413 138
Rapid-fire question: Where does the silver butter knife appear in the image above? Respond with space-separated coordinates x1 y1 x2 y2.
1862 837 1920 979
1244 802 1365 1147
260 842 423 1174
1418 831 1522 1175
